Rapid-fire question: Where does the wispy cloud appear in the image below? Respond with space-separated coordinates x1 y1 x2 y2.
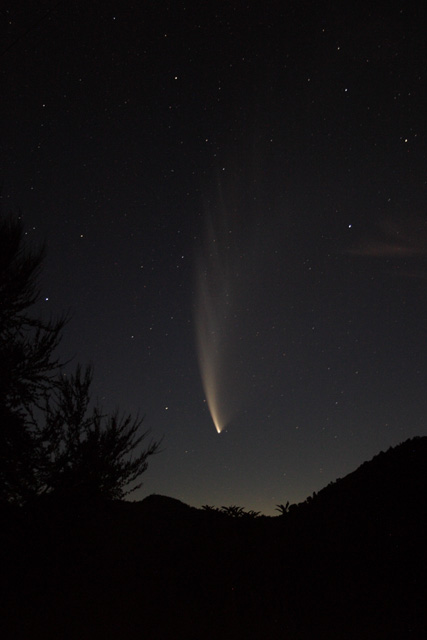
347 216 427 264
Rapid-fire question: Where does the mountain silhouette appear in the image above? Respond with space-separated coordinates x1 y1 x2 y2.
302 435 426 513
1 437 425 639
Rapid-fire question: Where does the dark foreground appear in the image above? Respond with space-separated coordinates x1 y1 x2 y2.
1 437 426 639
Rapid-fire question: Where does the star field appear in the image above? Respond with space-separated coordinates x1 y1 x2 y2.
1 1 426 513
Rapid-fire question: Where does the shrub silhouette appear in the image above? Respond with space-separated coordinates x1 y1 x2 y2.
202 504 261 518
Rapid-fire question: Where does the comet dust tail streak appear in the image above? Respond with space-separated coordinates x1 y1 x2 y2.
194 203 244 434
194 166 269 434
194 290 227 434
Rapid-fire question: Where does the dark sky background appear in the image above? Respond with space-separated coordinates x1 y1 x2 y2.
1 1 426 514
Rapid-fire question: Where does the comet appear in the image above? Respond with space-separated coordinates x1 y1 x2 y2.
194 165 273 433
194 271 232 434
194 195 245 434
194 229 231 433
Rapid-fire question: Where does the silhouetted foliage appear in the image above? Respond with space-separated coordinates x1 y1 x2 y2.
275 501 290 515
39 364 161 501
0 218 66 407
2 436 426 639
201 504 221 513
0 216 65 503
0 216 160 504
202 504 261 518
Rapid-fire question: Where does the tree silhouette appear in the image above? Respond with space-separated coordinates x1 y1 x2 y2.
39 364 161 501
0 216 65 503
0 217 65 406
0 216 160 504
275 501 290 515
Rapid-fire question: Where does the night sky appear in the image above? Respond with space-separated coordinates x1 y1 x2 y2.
1 1 426 514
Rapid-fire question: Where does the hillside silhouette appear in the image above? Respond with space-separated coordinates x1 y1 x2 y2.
1 437 426 639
